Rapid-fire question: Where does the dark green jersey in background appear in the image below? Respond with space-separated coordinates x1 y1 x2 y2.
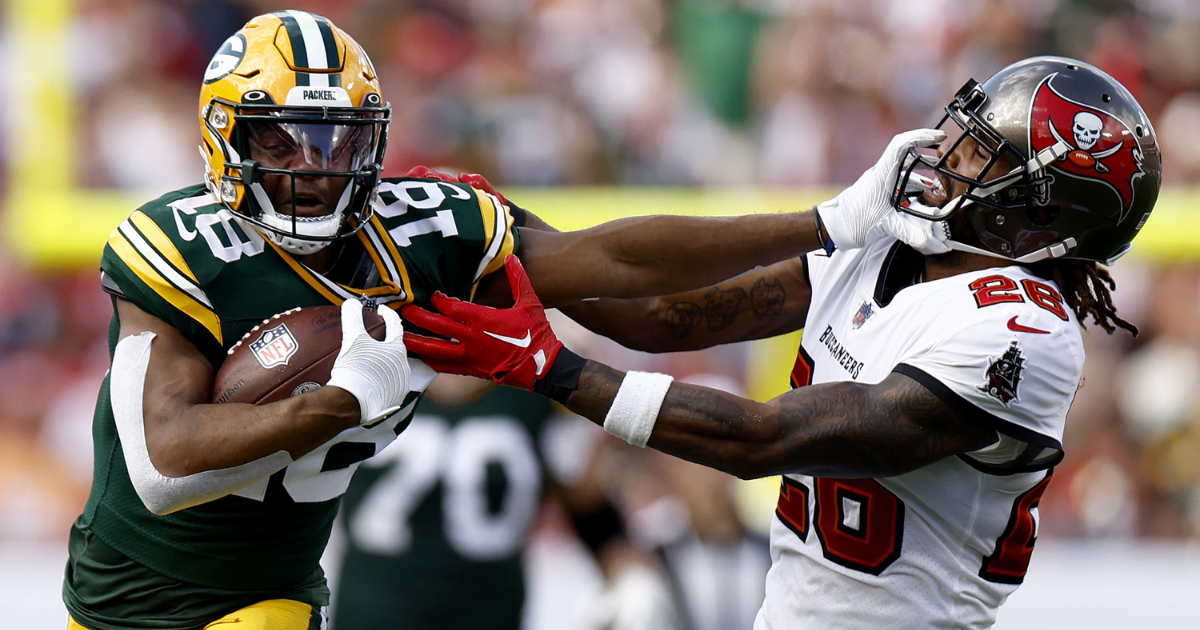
331 383 567 630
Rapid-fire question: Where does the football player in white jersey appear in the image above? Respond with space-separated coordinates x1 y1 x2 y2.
401 56 1161 629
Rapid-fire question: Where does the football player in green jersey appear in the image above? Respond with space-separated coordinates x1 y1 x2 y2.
330 375 673 630
64 9 923 630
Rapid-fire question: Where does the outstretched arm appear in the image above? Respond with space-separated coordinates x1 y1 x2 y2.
438 169 811 351
403 256 997 479
513 213 816 307
565 363 996 479
466 129 945 308
559 256 811 353
520 198 814 352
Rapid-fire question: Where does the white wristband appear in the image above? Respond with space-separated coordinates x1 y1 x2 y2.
603 371 674 448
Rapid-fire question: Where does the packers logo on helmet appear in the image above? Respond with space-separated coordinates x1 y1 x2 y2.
203 34 247 84
198 11 390 255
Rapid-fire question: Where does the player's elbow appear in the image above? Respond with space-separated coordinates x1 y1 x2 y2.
729 464 770 481
139 492 183 516
128 450 295 516
726 453 786 481
128 474 190 516
126 445 209 515
710 442 783 481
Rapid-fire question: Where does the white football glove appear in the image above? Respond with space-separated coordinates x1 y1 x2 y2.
817 128 946 251
881 172 953 255
327 299 411 425
882 207 952 255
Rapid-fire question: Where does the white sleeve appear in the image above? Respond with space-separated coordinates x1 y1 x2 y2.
111 332 294 515
893 308 1084 450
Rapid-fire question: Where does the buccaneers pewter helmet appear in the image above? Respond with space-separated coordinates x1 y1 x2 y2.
198 11 390 255
894 56 1161 264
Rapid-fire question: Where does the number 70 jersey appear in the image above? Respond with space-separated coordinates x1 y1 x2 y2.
759 236 1084 630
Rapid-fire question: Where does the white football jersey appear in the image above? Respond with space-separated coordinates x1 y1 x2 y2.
755 232 1084 630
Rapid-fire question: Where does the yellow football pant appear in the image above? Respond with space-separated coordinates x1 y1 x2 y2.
68 599 322 630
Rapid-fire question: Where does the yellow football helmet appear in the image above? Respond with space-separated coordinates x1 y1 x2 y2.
198 11 390 255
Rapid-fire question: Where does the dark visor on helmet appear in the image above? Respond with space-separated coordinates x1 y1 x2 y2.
210 98 390 243
245 120 374 172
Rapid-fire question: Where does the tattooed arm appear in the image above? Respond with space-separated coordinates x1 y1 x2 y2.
566 364 998 479
404 257 996 478
558 256 812 353
475 209 812 351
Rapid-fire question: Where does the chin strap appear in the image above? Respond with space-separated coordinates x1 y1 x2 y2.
947 236 1078 264
265 231 332 256
946 138 1078 263
247 171 352 256
964 141 1071 201
1027 141 1072 171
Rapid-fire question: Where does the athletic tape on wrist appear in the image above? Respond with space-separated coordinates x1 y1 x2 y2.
602 371 674 448
534 346 586 403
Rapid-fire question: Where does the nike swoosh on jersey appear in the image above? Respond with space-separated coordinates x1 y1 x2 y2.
484 329 533 347
1007 316 1050 334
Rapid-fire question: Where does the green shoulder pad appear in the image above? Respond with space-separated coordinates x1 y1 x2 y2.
101 185 260 349
374 177 519 303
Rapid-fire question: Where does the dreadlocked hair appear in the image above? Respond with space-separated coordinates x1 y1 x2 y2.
1031 259 1138 336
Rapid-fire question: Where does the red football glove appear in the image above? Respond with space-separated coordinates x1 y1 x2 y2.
402 255 562 391
403 165 509 206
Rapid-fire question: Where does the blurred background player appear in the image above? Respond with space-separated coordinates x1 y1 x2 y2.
642 456 770 630
628 377 771 630
329 374 676 630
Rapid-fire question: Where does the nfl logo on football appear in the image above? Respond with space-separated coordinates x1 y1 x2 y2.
250 324 299 369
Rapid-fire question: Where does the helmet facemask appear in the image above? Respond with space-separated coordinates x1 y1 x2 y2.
205 97 390 255
892 79 1077 263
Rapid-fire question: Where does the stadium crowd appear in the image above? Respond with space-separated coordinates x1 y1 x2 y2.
2 0 1200 587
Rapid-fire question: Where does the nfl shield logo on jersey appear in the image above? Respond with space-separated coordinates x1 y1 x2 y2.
979 340 1026 405
250 323 299 369
852 302 875 329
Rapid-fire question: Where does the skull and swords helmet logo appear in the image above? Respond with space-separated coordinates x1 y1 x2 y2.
1031 73 1145 218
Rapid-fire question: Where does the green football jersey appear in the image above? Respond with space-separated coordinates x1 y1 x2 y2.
332 385 558 630
63 179 518 630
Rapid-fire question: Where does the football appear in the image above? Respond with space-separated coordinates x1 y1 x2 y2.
211 305 386 405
